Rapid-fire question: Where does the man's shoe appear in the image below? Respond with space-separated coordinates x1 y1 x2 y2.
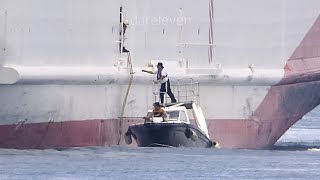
122 47 130 53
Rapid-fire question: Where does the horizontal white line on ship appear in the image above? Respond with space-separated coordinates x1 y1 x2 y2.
2 65 284 86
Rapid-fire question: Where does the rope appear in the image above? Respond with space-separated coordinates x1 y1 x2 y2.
208 0 214 64
118 52 134 145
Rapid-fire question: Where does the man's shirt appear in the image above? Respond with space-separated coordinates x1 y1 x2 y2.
154 67 169 84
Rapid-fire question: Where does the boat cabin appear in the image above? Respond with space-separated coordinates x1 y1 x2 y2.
144 101 210 138
146 105 190 124
126 101 215 147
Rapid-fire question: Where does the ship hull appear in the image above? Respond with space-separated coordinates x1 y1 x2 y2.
1 73 320 150
0 117 304 149
1 0 320 149
0 119 121 149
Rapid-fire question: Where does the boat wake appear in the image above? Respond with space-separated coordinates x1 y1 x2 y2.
308 148 320 152
271 142 320 151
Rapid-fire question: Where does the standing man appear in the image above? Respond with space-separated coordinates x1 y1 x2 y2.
142 62 177 104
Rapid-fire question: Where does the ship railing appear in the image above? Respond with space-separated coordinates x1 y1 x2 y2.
152 78 200 105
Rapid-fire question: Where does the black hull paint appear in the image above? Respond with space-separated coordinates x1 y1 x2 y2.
127 123 215 148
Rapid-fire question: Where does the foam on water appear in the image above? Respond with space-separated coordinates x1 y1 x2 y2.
308 148 320 152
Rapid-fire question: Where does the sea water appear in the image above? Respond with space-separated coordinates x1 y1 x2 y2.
1 108 320 180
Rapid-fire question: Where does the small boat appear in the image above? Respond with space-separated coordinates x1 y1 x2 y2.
124 101 217 148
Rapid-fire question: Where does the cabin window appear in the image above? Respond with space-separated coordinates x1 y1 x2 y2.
179 111 188 123
167 111 179 121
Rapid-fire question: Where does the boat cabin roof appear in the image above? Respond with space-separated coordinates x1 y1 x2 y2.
165 101 194 109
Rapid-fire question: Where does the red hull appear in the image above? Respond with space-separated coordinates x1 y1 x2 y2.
0 118 297 149
0 119 122 149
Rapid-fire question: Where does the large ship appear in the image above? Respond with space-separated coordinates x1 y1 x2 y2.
1 0 320 149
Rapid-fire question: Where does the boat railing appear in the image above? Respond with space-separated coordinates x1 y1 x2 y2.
152 78 200 105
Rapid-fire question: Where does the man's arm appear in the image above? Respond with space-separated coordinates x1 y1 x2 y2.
142 70 155 74
161 110 167 122
143 112 153 122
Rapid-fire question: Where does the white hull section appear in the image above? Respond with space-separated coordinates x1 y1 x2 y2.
0 65 283 125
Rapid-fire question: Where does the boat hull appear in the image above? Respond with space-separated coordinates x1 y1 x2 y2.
127 123 214 148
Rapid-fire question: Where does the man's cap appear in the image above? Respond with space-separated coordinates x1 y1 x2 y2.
157 62 163 66
153 102 161 107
